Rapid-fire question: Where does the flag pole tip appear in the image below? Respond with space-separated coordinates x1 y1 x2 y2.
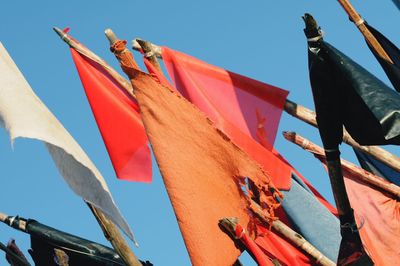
53 27 71 45
0 212 8 222
104 28 118 45
282 131 296 142
218 217 238 238
132 39 141 50
302 13 322 40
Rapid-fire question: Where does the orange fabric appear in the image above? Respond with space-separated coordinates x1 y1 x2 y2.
161 47 294 190
129 68 282 266
314 154 400 266
343 168 400 266
70 49 151 182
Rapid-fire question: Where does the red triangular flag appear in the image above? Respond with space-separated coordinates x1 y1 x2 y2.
71 49 152 182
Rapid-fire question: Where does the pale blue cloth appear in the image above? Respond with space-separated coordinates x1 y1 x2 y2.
281 174 341 261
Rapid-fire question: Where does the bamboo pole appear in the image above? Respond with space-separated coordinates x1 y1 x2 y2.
136 39 162 72
53 27 135 98
86 205 141 266
303 14 371 265
248 201 335 266
284 131 400 198
219 217 280 266
337 0 393 64
53 28 142 266
130 38 400 173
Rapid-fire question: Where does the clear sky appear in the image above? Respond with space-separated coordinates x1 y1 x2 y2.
1 1 399 265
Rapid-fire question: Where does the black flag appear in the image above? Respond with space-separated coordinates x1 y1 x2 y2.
308 36 400 148
365 23 400 92
2 216 152 266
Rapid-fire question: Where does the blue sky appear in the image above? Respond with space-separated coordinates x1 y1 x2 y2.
1 1 399 265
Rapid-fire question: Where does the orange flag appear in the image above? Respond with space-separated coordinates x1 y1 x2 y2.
116 54 282 265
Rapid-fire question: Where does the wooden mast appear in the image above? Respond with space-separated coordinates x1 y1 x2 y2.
53 27 142 266
337 0 393 63
283 131 400 198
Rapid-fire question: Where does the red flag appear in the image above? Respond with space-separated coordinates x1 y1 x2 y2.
71 49 152 182
162 47 288 146
144 51 335 265
160 47 294 190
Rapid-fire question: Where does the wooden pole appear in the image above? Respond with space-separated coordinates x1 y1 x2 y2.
337 0 393 63
87 204 142 266
248 201 335 266
53 27 135 98
129 38 400 173
136 39 162 72
53 28 142 266
219 217 280 266
284 131 400 198
303 14 371 265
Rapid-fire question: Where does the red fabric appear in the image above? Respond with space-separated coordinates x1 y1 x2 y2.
71 49 152 182
158 47 338 215
343 169 400 266
160 47 292 190
312 154 400 266
255 225 312 266
144 49 338 265
235 224 275 266
162 47 288 146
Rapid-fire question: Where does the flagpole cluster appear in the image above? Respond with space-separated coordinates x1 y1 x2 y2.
3 5 400 264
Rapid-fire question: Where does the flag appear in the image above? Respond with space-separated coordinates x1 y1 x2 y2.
307 37 400 148
354 149 400 186
145 50 340 263
310 148 400 266
0 42 135 242
2 216 153 266
71 48 152 182
160 47 293 189
120 55 283 265
393 0 400 10
161 47 289 147
364 24 400 92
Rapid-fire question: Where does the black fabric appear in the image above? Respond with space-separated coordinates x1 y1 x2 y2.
394 0 400 10
365 24 400 93
308 40 400 147
353 148 400 186
26 219 125 266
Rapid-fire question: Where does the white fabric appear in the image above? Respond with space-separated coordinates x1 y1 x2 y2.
0 42 135 243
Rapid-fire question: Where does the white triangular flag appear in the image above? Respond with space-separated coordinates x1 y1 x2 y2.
0 42 135 243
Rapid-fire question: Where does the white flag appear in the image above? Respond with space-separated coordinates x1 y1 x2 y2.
0 42 135 243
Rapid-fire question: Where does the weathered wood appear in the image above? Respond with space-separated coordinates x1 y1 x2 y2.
337 0 393 63
53 27 135 97
136 39 162 72
54 28 142 266
130 38 400 173
0 212 7 222
284 131 400 198
87 204 142 266
132 39 162 58
249 201 335 266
